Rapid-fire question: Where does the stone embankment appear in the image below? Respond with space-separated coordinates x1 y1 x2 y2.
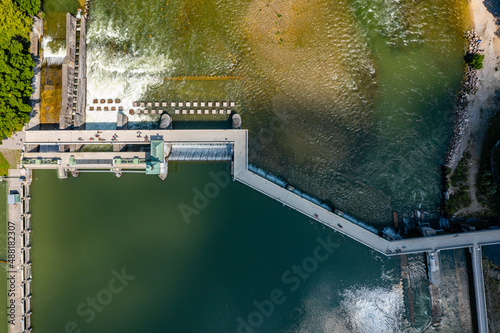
445 30 482 167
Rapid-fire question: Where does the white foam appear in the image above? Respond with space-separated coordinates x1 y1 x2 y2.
296 283 404 333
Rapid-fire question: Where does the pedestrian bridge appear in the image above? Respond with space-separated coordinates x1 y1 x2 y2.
24 128 500 256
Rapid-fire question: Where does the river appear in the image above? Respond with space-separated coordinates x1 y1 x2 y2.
28 0 475 331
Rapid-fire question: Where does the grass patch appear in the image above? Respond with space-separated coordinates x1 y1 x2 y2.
446 187 472 216
0 153 8 177
451 152 470 187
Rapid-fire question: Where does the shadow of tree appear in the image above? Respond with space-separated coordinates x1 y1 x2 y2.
483 0 500 36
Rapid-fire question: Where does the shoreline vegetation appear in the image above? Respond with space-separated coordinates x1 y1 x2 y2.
445 30 481 169
0 0 40 167
444 30 481 216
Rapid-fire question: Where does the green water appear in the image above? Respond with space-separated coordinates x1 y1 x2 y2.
42 0 81 56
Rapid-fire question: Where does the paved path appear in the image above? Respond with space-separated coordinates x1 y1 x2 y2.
1 132 25 149
6 169 32 333
24 129 244 144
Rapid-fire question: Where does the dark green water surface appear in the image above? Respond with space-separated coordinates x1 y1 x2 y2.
31 166 407 332
30 166 471 332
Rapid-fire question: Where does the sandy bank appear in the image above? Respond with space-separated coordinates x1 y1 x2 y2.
448 0 500 215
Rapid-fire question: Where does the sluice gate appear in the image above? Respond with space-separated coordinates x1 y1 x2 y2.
168 143 232 161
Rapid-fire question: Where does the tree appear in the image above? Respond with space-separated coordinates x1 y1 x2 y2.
13 0 40 15
465 53 485 70
0 0 31 44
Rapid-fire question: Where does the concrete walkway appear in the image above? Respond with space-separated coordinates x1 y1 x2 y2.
6 169 32 333
24 129 500 256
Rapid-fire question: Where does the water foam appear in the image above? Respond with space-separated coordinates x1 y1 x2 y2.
42 36 66 65
86 46 176 114
85 5 177 125
294 283 404 332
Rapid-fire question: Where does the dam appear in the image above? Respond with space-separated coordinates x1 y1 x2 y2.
6 2 494 331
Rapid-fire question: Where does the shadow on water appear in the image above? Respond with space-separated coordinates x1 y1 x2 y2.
173 119 232 130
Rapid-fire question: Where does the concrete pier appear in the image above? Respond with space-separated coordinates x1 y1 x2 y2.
74 16 87 129
400 254 415 325
59 14 77 130
27 16 43 131
429 284 442 327
426 251 442 285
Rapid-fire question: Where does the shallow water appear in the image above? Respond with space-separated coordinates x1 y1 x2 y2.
78 0 468 226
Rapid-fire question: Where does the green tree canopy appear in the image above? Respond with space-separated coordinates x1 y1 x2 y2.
14 0 40 15
0 0 31 44
465 53 485 70
0 0 36 141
